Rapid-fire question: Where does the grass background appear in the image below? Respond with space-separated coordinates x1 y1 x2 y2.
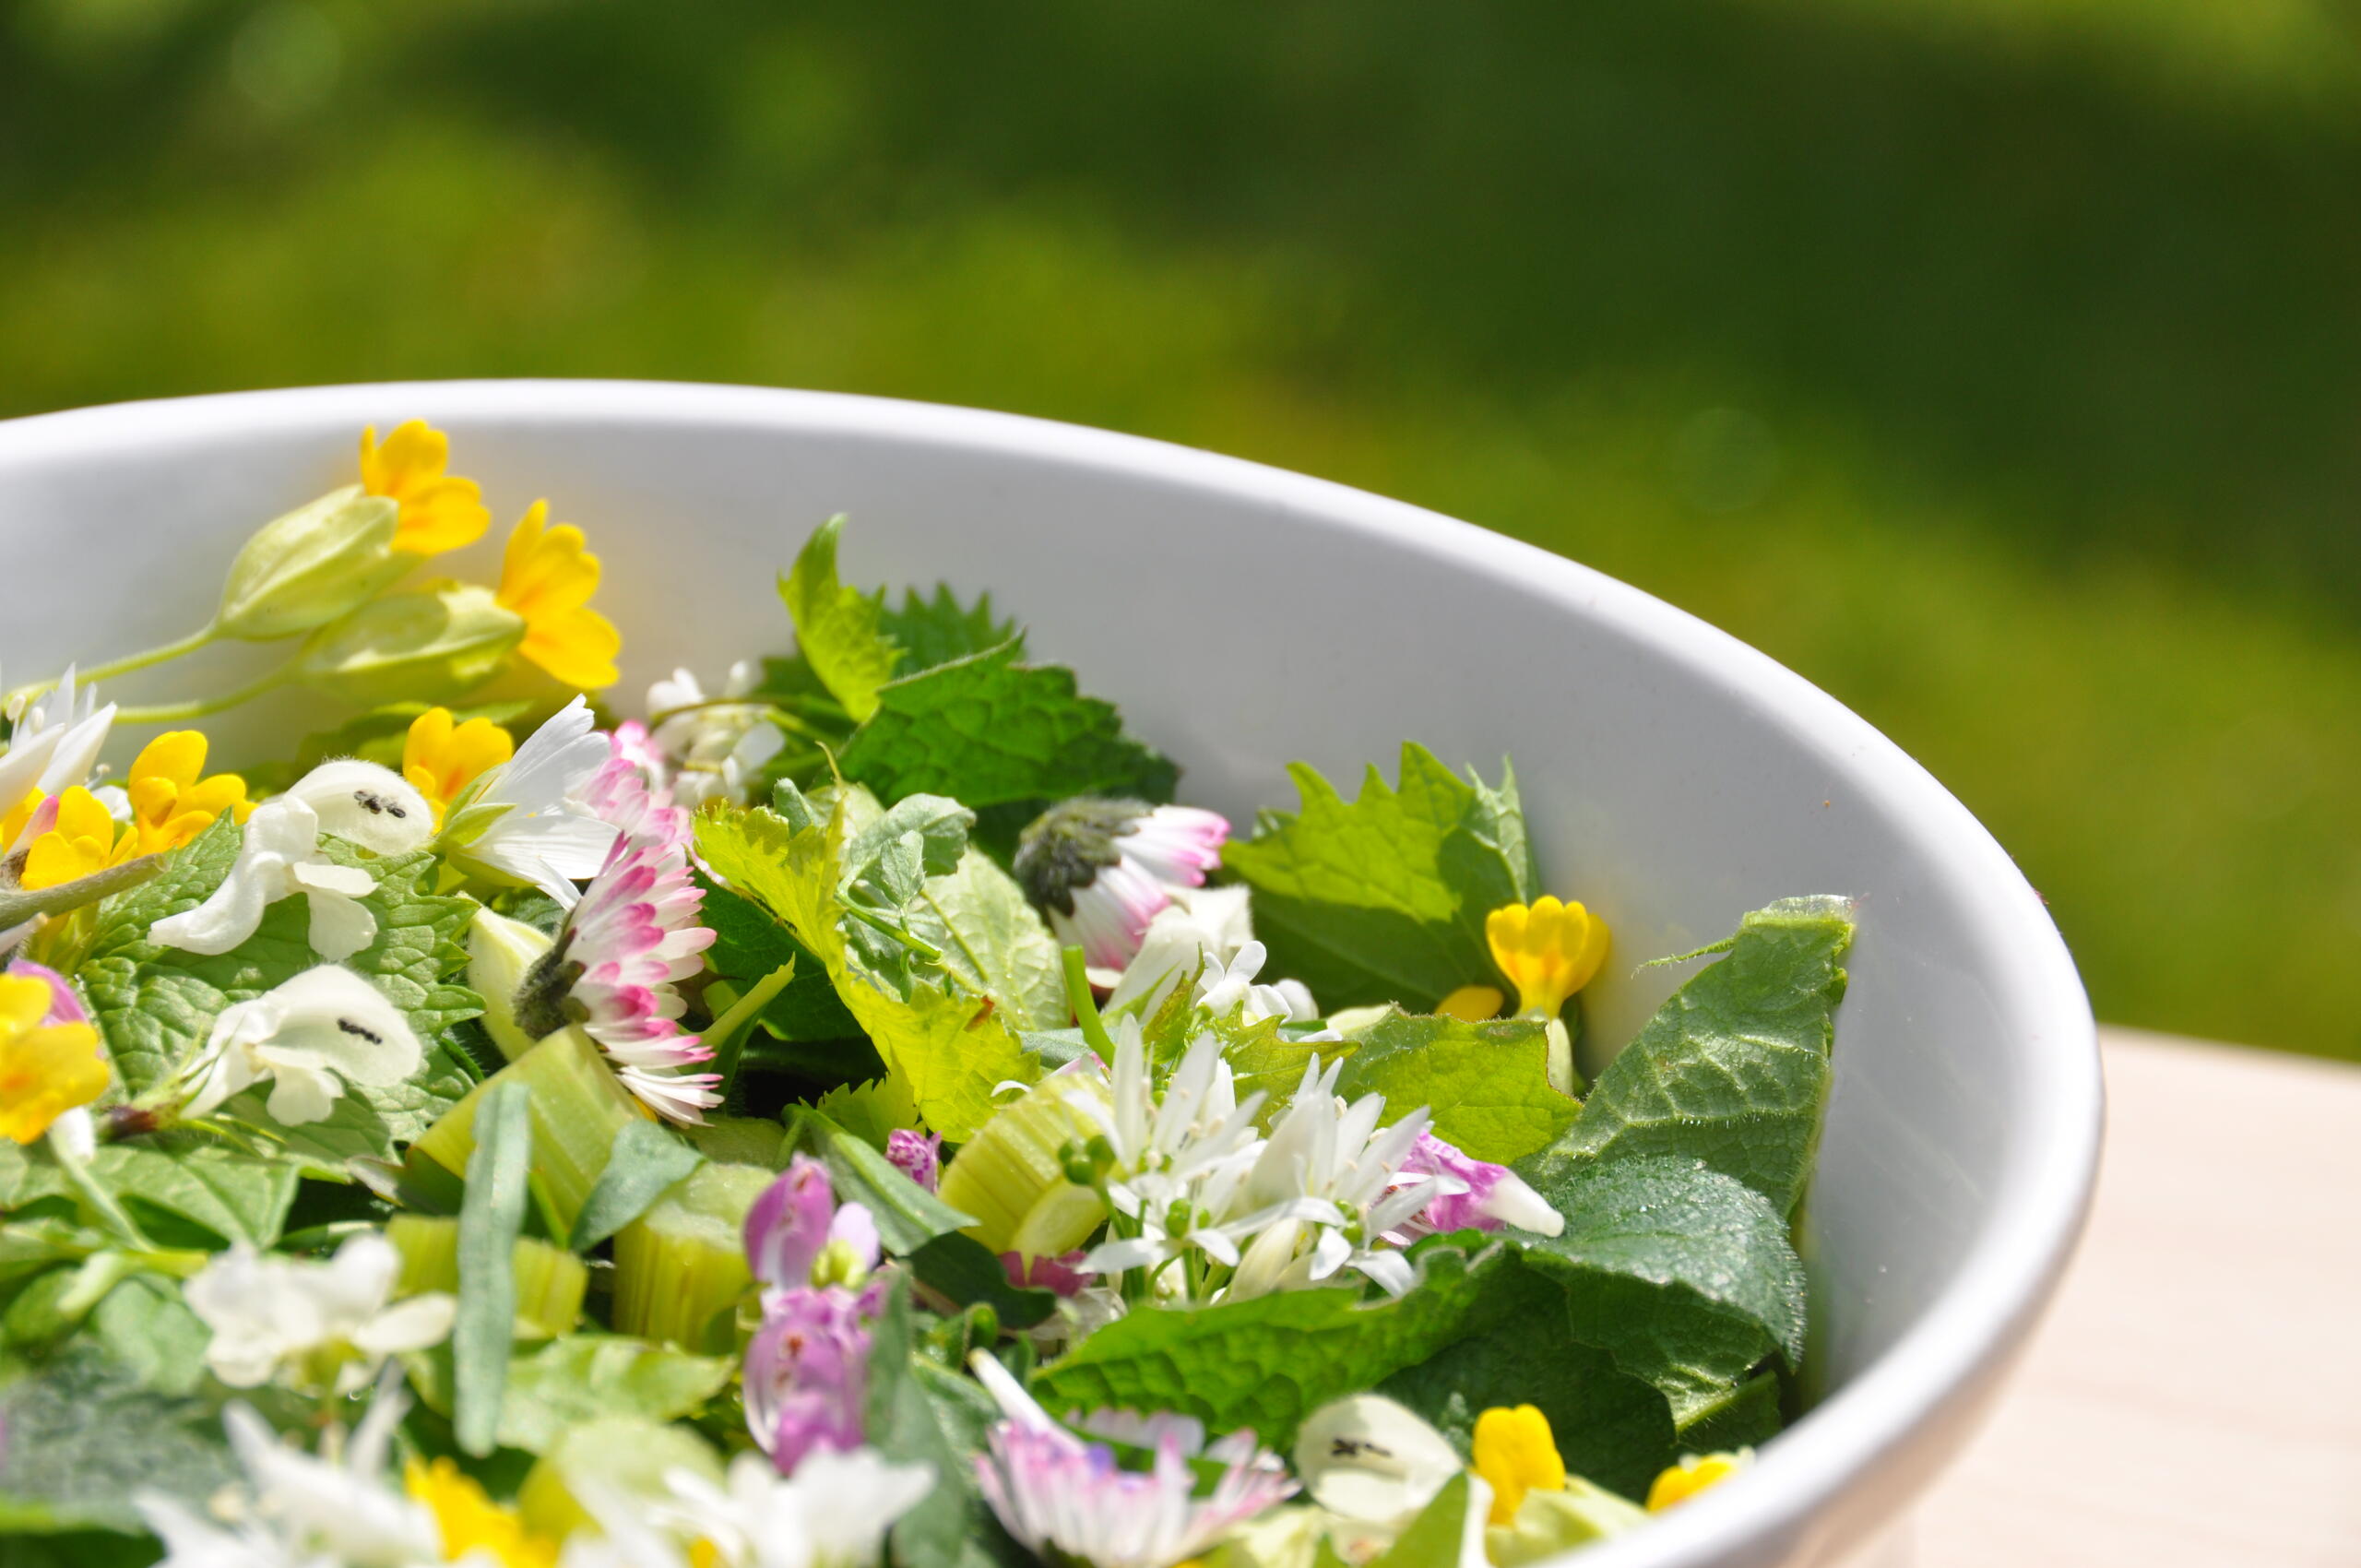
4 0 2357 1058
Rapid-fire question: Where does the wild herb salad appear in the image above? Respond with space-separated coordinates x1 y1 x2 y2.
0 422 1854 1568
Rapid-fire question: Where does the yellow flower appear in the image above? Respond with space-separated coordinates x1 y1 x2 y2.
1645 1450 1751 1512
361 422 492 556
1486 897 1610 1017
1471 1405 1566 1526
495 502 622 690
406 1457 561 1568
403 707 516 826
0 972 109 1145
122 731 253 858
18 788 126 891
1436 983 1504 1022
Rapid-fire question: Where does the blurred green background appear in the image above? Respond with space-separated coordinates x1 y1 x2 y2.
4 0 2357 1058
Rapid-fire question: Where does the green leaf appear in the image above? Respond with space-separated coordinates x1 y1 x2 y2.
1518 1156 1806 1418
224 1033 480 1170
812 1075 922 1147
836 642 1177 810
861 1277 1031 1568
0 1348 234 1534
1675 1371 1784 1455
1029 1242 1516 1449
1222 745 1537 1012
908 1231 1059 1331
694 801 1039 1140
786 1107 976 1254
1378 1275 1674 1503
780 515 902 725
0 1138 299 1249
476 1335 730 1455
455 1080 533 1456
1332 1010 1576 1165
1370 1470 1479 1568
87 1274 213 1398
1520 897 1854 1215
571 1123 706 1252
907 849 1067 1030
699 874 860 1042
879 584 1026 672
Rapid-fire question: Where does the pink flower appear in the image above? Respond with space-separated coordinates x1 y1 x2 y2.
744 1286 873 1475
884 1129 941 1194
1014 801 1232 972
1000 1250 1092 1298
967 1353 1295 1568
5 959 86 1025
1383 1132 1563 1241
746 1157 883 1297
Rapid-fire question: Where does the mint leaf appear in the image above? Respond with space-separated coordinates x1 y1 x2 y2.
780 515 901 724
1521 897 1854 1215
1334 1010 1575 1164
879 584 1025 672
836 643 1176 810
1380 1326 1672 1503
908 849 1066 1030
1222 745 1537 1012
0 1348 234 1533
1029 1242 1516 1448
1520 1156 1806 1418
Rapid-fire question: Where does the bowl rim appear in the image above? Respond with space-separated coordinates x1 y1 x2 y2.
0 379 2104 1566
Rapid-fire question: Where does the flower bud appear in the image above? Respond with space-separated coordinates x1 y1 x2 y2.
293 583 525 707
216 486 409 641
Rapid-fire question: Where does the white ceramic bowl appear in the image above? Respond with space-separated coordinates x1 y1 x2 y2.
0 382 2100 1568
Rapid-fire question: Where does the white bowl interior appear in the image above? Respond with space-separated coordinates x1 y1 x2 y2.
0 383 2099 1568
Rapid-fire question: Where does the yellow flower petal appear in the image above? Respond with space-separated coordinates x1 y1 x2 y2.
1486 897 1610 1018
119 731 251 858
132 731 208 790
405 1456 560 1568
1436 983 1505 1023
402 707 516 826
19 788 125 890
0 974 109 1146
494 502 622 690
1472 1405 1566 1526
361 421 492 556
1645 1450 1751 1512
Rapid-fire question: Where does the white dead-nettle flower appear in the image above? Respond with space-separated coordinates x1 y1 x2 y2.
149 760 432 960
1292 1395 1465 1531
182 965 423 1125
184 1232 454 1395
439 695 620 906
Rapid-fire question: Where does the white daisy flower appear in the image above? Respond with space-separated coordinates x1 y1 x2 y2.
1014 799 1231 974
640 662 785 809
442 696 620 907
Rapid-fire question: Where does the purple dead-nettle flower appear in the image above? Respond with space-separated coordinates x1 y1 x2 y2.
968 1351 1296 1568
746 1157 884 1300
1383 1131 1564 1242
885 1129 942 1194
742 1158 891 1475
1013 798 1231 973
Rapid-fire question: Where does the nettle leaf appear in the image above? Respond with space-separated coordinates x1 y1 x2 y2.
1028 1242 1517 1449
1676 1371 1784 1455
0 1137 300 1249
907 849 1066 1030
1521 897 1854 1216
879 584 1026 672
0 1347 235 1534
1519 1156 1806 1420
780 515 902 725
1333 1009 1575 1165
695 801 1038 1140
1222 745 1538 1013
836 643 1177 810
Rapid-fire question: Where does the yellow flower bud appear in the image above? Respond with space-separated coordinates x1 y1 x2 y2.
215 485 410 641
1436 983 1505 1022
293 583 526 707
1645 1450 1751 1512
1486 897 1610 1018
1471 1405 1566 1526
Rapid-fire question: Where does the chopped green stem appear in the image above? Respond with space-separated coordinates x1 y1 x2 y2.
703 961 797 1090
116 659 296 723
1062 946 1116 1058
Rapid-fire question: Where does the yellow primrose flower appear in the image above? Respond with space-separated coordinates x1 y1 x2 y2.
1436 983 1504 1022
1645 1450 1752 1512
1486 897 1610 1017
406 1457 561 1568
403 707 516 826
0 790 42 853
0 972 109 1145
361 421 492 556
122 731 253 858
1472 1405 1566 1526
18 788 126 891
495 502 622 691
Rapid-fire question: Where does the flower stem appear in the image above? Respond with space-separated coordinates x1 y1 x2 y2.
115 659 296 723
1062 946 1116 1058
3 623 222 711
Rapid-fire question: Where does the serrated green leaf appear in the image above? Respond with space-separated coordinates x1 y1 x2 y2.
694 801 1038 1140
1520 897 1854 1215
1332 1009 1576 1165
780 515 902 725
87 1274 213 1397
455 1080 533 1456
699 874 860 1043
1518 1156 1806 1417
1675 1371 1784 1454
812 1075 921 1147
0 1347 234 1533
1029 1243 1516 1449
571 1123 706 1252
224 1032 480 1170
879 584 1026 672
1222 745 1536 1013
907 849 1066 1030
836 643 1176 810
